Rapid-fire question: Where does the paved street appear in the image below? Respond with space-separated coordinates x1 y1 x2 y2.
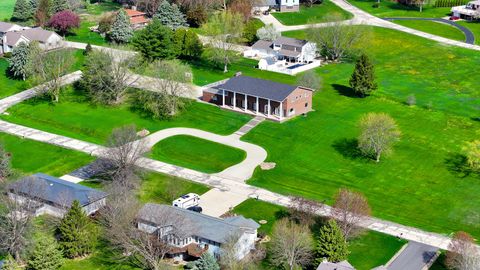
386 242 439 270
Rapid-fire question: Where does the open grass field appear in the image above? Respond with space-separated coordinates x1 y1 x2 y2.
0 59 30 99
149 135 246 173
0 0 14 21
392 19 466 41
0 86 251 145
66 21 108 46
233 199 405 270
348 0 451 18
0 132 94 177
271 1 353 25
244 27 480 239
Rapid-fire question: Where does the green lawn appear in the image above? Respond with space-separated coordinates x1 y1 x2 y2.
233 199 405 270
84 0 121 15
66 21 108 46
0 59 30 99
457 20 480 45
149 135 246 174
0 132 94 177
0 86 251 145
0 0 14 21
271 2 353 26
348 0 452 18
392 19 466 41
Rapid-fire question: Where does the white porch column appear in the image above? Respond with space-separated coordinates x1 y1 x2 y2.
267 99 271 117
256 96 259 114
222 90 225 106
233 91 236 108
244 94 247 111
279 101 283 119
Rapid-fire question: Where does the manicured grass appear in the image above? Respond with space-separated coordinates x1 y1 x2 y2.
1 86 251 145
0 59 30 99
348 0 452 18
430 253 448 270
66 21 108 46
349 231 406 269
271 2 353 26
393 19 466 41
457 20 480 45
149 135 246 174
84 0 121 15
233 199 405 270
0 0 14 21
0 132 94 177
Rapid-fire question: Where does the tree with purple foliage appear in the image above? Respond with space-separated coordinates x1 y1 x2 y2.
47 10 80 35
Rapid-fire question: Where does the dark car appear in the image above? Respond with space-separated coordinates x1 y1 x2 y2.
187 206 203 213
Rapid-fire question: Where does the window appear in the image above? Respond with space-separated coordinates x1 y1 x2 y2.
212 95 217 101
305 103 308 107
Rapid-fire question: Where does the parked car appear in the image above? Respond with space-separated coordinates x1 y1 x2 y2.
187 206 203 213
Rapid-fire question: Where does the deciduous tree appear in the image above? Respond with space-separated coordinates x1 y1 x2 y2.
57 200 97 258
446 231 480 270
132 19 177 61
256 23 280 41
186 5 208 27
47 10 80 35
2 253 22 270
349 53 377 97
35 0 51 26
229 0 253 21
269 219 313 270
173 28 203 59
27 236 64 270
315 219 349 263
202 11 244 73
288 196 321 226
0 144 12 181
109 9 133 43
463 140 480 171
297 70 322 91
358 112 401 162
154 0 188 30
98 11 116 34
332 188 371 239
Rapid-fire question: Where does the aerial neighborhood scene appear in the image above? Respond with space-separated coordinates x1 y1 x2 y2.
0 0 480 268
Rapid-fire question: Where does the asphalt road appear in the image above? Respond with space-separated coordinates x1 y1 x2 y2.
387 241 439 270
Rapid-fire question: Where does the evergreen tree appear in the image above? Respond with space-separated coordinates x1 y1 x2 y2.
131 19 177 61
185 253 220 270
154 0 188 30
50 0 69 14
349 53 377 97
57 200 97 258
12 0 34 21
27 236 64 270
315 220 349 263
173 28 203 59
109 9 133 43
84 43 93 55
2 253 22 270
8 42 30 80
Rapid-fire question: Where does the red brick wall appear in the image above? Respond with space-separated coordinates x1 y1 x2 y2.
283 87 313 117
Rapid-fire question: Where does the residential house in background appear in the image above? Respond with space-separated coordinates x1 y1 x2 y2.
0 22 63 54
253 0 300 12
125 8 149 29
203 75 314 121
137 203 259 261
7 173 107 218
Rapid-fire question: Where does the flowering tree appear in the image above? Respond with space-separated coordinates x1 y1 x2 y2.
47 10 80 35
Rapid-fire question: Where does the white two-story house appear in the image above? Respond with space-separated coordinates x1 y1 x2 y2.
137 203 260 261
253 0 299 12
246 36 316 63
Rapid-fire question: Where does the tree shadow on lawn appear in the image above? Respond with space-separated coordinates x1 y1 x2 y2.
331 84 361 98
332 138 368 160
444 153 480 179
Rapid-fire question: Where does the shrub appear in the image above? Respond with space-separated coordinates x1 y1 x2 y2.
406 94 416 106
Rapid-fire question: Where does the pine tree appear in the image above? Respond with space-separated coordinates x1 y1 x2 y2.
109 9 133 43
154 0 188 30
349 53 377 97
50 0 69 14
84 43 93 55
2 253 22 270
131 19 177 61
173 28 203 59
27 236 64 270
8 42 30 80
315 219 349 263
57 200 97 258
12 0 34 21
185 253 220 270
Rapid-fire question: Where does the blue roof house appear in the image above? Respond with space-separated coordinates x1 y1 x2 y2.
7 173 107 218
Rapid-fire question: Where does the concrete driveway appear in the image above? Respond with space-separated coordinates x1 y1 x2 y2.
198 188 249 217
387 241 439 270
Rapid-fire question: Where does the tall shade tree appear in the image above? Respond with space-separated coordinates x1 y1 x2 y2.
306 13 367 61
0 143 12 181
332 188 371 239
446 231 480 270
202 11 244 73
463 140 480 171
349 53 377 97
297 70 322 91
257 23 280 41
186 5 208 27
229 0 253 21
110 9 133 44
47 10 80 35
35 0 50 26
134 59 193 118
2 253 22 270
136 0 163 16
8 42 30 80
27 236 64 270
132 19 177 61
173 28 203 59
57 200 97 258
154 0 188 30
80 49 136 105
12 0 34 21
358 112 401 162
269 219 313 270
315 219 349 263
30 48 74 102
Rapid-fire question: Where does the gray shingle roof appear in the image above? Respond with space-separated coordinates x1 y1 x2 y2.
8 173 107 207
274 36 308 47
253 0 278 6
19 28 56 43
0 22 17 33
4 32 26 46
317 261 355 270
252 40 273 50
138 204 259 244
215 75 300 101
